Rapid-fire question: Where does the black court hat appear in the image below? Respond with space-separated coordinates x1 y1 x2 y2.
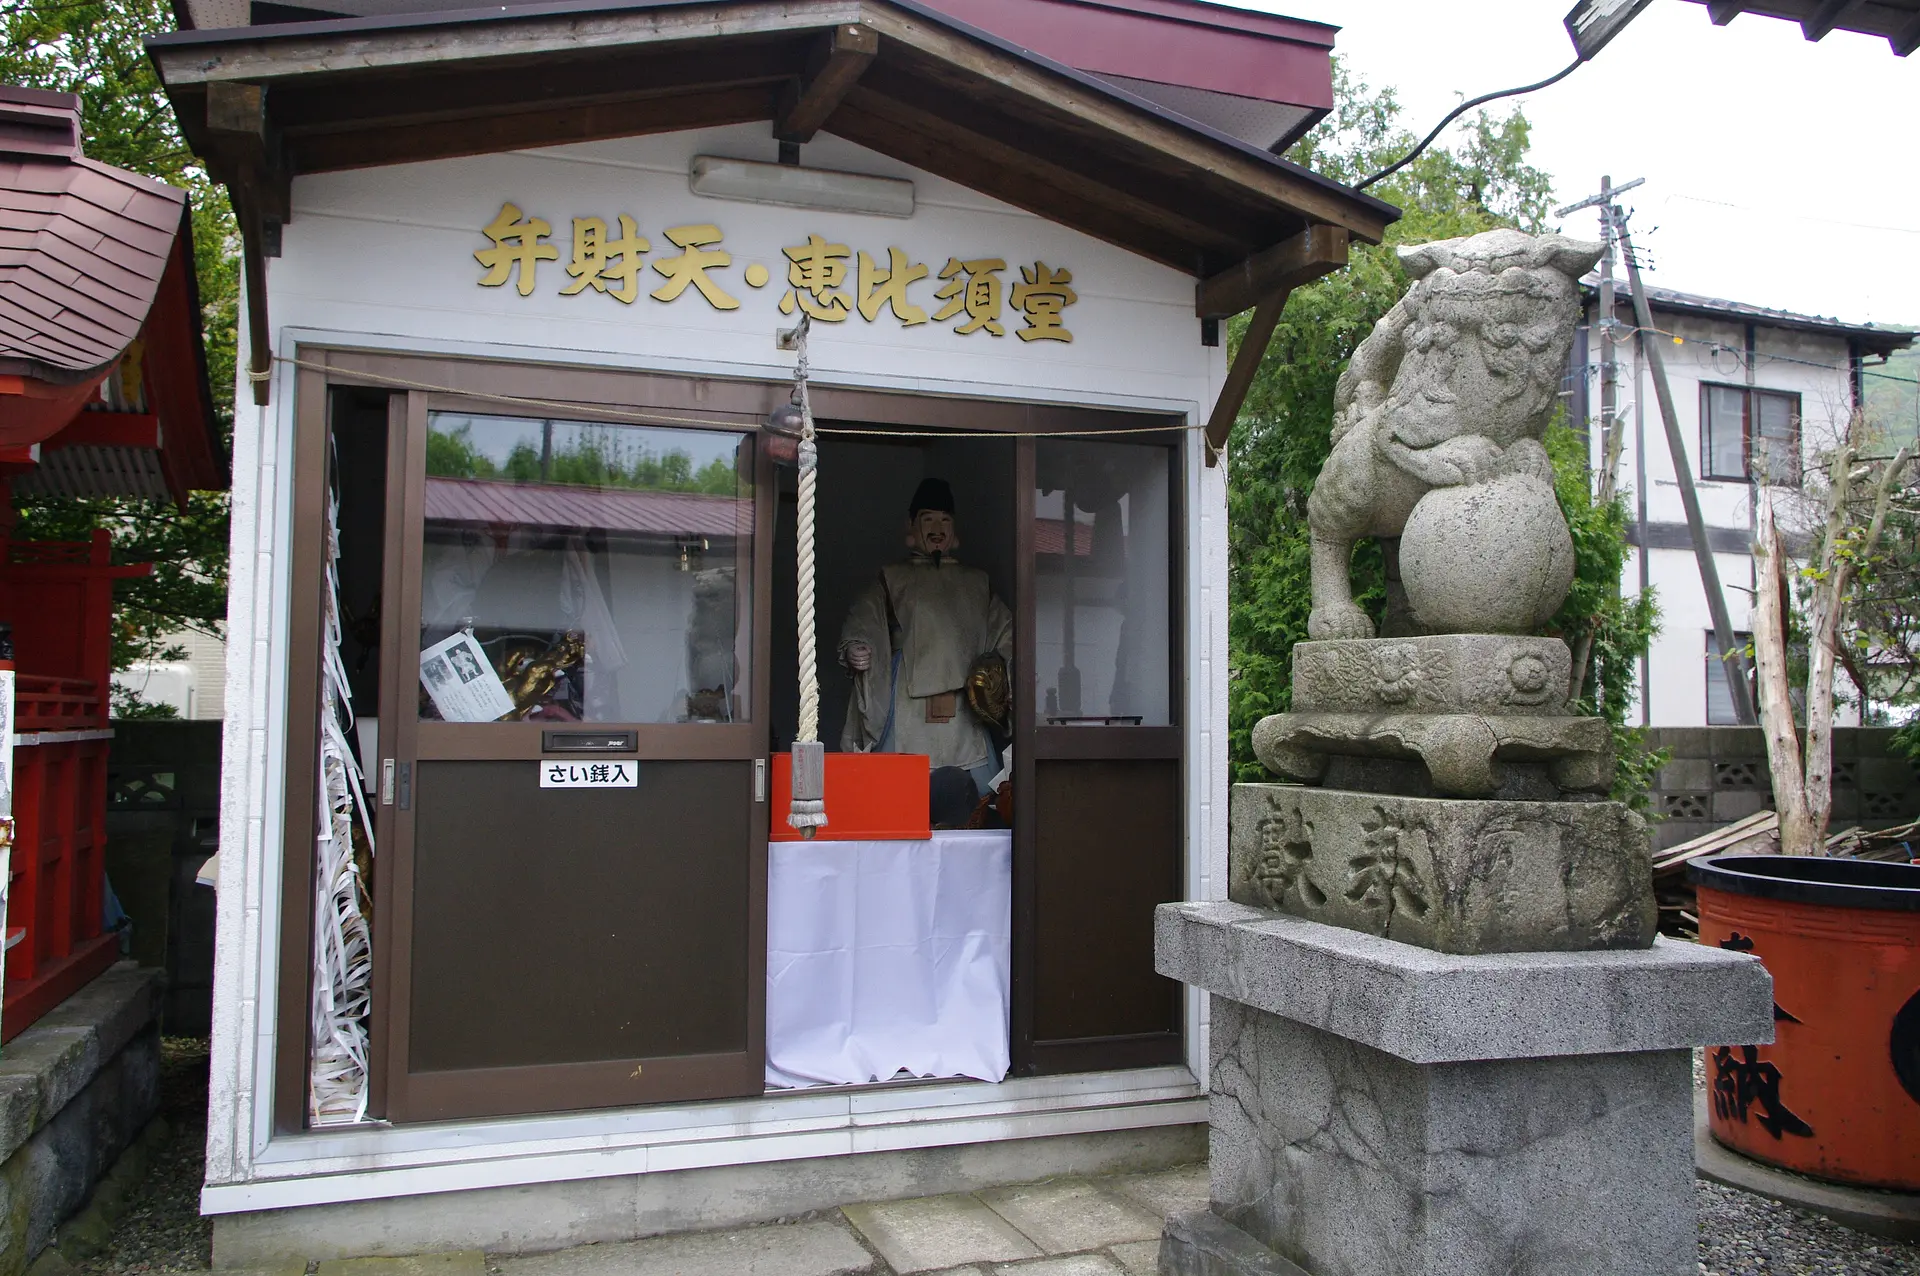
909 477 955 517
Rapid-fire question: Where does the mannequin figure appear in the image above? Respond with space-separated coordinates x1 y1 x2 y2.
840 477 1013 793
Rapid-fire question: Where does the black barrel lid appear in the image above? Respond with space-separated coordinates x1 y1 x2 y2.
1688 853 1920 912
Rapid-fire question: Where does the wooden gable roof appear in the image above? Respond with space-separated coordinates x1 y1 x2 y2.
148 0 1398 411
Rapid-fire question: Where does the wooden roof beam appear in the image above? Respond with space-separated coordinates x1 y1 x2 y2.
204 81 286 406
149 0 864 84
776 23 878 143
861 3 1395 244
1893 10 1920 55
204 80 289 224
1800 0 1854 41
844 73 1258 261
829 98 1201 271
1196 223 1348 319
269 40 799 138
288 85 773 173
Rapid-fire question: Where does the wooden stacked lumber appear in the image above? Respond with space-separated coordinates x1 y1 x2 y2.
1652 812 1779 938
1649 813 1920 938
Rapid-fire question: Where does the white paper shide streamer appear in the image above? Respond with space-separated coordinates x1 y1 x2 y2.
310 489 377 1126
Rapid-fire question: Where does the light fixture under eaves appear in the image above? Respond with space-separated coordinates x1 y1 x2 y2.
688 156 915 219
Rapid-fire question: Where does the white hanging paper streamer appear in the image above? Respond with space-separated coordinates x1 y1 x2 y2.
310 487 377 1126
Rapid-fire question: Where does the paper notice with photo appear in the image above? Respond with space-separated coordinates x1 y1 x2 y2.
420 631 516 722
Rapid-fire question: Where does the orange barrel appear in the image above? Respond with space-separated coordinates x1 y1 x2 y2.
1690 853 1920 1189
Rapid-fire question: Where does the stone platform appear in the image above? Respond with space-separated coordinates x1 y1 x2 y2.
0 963 162 1276
1155 903 1775 1276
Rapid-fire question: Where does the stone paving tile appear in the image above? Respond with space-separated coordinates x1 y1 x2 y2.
988 1256 1123 1276
1103 1164 1207 1220
493 1221 875 1276
977 1180 1162 1255
1108 1240 1160 1275
843 1195 1042 1273
320 1253 489 1276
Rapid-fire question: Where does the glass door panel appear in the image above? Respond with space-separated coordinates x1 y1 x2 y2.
377 395 769 1123
418 412 754 725
1016 435 1183 1077
1033 439 1171 726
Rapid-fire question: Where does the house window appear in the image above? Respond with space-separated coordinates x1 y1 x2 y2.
1706 631 1755 725
1701 384 1800 485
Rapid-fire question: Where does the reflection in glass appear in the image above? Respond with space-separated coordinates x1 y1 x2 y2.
1034 439 1170 726
418 413 752 724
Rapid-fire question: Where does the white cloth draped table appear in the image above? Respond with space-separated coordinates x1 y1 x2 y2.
766 829 1011 1088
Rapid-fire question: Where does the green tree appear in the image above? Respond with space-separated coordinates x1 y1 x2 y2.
1 0 237 715
1227 65 1661 801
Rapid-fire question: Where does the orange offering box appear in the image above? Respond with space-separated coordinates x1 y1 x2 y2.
769 752 931 841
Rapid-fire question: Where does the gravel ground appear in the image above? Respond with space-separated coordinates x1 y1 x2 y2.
1690 1050 1920 1275
77 1036 214 1275
1696 1179 1919 1275
62 1040 1920 1274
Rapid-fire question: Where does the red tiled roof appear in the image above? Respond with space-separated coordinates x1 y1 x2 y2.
1033 517 1093 557
424 476 750 538
0 87 189 385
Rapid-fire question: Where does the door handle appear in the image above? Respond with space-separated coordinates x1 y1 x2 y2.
397 762 412 811
381 758 395 806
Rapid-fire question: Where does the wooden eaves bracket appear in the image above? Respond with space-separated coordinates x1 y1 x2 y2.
1199 223 1349 466
204 81 290 408
776 24 879 143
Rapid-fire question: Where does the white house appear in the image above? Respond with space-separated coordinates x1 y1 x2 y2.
146 0 1395 1263
1569 281 1914 726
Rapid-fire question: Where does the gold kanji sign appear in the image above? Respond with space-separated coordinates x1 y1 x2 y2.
474 202 1079 342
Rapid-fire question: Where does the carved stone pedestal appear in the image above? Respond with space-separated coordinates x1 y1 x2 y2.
1153 903 1775 1276
1253 636 1611 800
1230 784 1656 954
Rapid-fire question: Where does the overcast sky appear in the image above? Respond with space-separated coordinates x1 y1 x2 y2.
1234 0 1918 329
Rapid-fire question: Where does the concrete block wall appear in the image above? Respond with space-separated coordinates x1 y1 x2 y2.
1645 727 1920 852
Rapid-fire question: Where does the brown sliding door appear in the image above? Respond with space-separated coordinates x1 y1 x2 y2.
373 389 773 1123
1013 436 1184 1075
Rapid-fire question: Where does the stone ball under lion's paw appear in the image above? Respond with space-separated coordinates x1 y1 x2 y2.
1400 472 1574 635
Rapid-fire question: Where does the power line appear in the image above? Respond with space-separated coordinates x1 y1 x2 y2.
1355 57 1583 192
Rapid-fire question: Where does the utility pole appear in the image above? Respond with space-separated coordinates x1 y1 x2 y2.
1553 176 1640 706
1596 176 1617 500
1615 210 1758 725
1555 176 1641 501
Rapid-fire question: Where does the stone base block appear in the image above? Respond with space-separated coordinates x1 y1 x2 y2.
1210 1000 1694 1276
1229 784 1655 954
1155 903 1776 1276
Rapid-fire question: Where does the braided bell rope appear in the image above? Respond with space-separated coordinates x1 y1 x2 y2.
795 334 820 747
788 320 828 833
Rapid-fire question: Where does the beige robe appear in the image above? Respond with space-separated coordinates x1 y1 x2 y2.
839 557 1013 770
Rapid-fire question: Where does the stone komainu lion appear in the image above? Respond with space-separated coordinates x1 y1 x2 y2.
1306 228 1605 640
